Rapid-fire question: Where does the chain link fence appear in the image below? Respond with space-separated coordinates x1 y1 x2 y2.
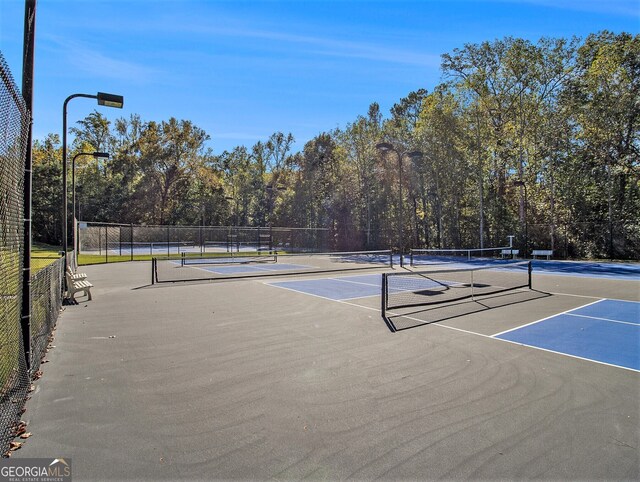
78 220 640 262
1 51 66 457
78 222 377 262
0 52 30 457
30 258 64 374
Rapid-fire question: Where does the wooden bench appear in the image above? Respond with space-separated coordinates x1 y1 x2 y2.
501 249 519 258
532 249 553 260
65 270 93 302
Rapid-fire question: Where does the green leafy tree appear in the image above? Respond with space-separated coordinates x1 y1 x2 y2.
136 118 210 224
562 31 640 257
31 134 62 245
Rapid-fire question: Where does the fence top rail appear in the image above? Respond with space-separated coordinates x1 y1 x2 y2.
79 222 332 231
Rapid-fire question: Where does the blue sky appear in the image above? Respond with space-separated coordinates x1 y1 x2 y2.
1 0 638 154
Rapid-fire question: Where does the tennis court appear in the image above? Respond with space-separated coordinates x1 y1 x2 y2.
14 258 640 480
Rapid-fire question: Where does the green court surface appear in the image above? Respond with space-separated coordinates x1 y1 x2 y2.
14 261 639 480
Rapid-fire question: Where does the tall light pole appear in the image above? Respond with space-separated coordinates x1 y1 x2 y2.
62 92 123 269
512 180 528 257
376 143 423 255
72 151 109 259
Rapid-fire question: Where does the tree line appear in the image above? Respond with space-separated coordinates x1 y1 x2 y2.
32 31 639 258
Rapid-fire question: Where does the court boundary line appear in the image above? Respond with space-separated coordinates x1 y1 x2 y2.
329 276 380 288
493 336 640 374
264 280 385 303
490 298 605 337
567 313 640 326
263 281 367 303
543 290 640 305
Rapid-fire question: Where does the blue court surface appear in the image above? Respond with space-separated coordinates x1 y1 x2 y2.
268 274 382 300
494 299 640 371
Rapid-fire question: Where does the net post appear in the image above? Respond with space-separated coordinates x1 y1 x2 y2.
181 252 185 267
399 249 404 268
151 258 156 285
471 269 475 301
528 260 532 289
381 273 387 318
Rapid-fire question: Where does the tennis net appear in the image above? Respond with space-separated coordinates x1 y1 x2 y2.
153 249 394 283
382 260 532 317
409 246 517 265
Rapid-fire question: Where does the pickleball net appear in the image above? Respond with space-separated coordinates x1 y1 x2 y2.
382 260 532 317
180 251 278 266
409 246 517 266
153 249 393 283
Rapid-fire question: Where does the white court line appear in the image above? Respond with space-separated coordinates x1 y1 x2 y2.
543 290 637 303
264 278 380 302
263 282 353 303
490 298 605 338
385 306 640 373
329 276 380 288
567 313 640 327
494 337 640 373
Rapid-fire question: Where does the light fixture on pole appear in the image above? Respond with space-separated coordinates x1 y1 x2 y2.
376 143 423 256
62 92 123 270
512 180 528 257
71 151 109 259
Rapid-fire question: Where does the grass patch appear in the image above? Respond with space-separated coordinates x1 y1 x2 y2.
31 242 62 273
